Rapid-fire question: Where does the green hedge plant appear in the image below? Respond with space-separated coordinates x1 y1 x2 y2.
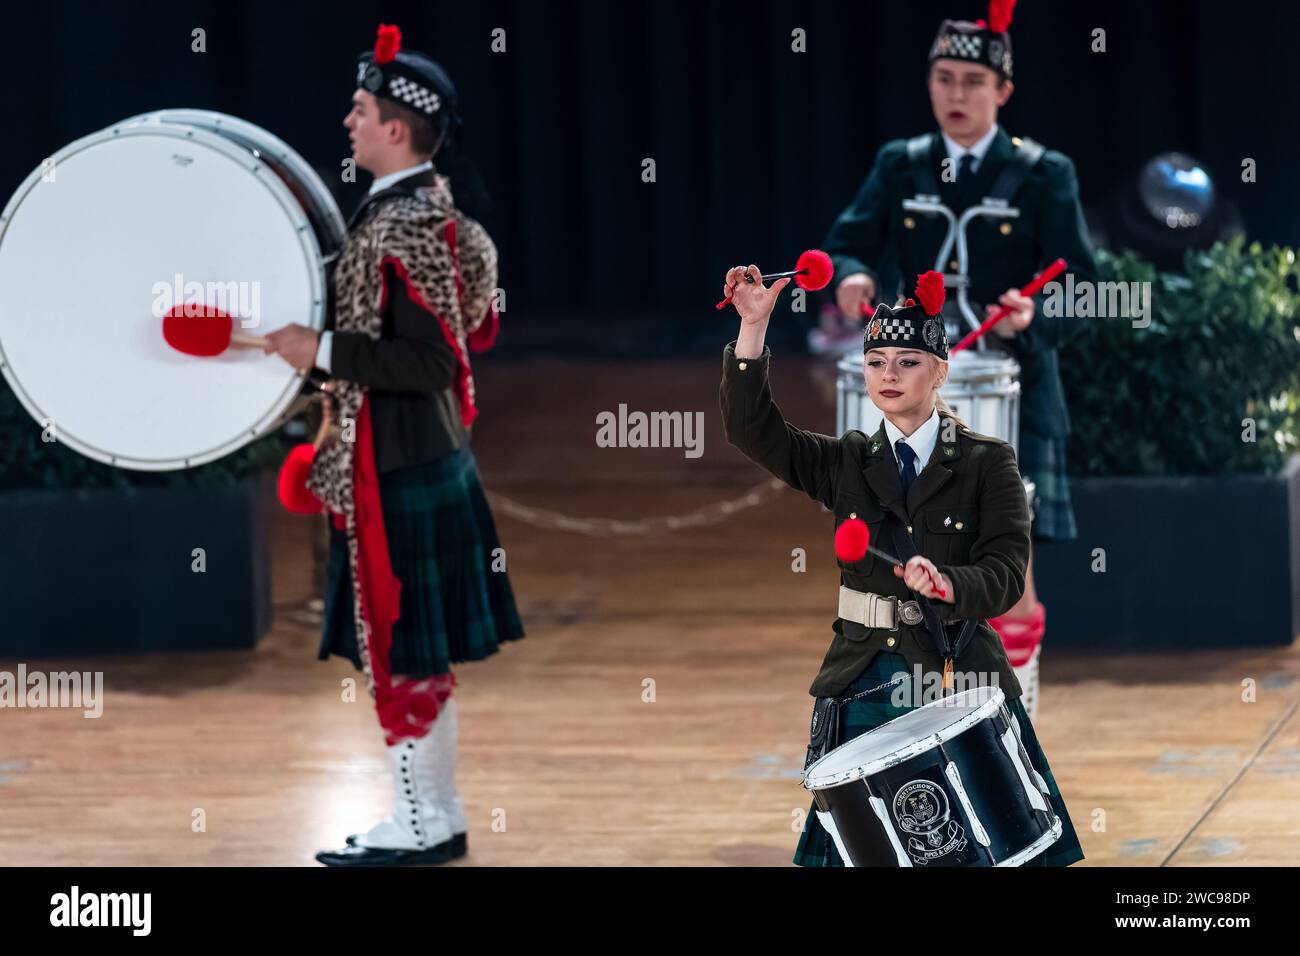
1060 237 1300 477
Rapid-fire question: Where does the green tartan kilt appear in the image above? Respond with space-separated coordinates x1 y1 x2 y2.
1018 428 1077 542
794 651 1085 867
319 446 525 678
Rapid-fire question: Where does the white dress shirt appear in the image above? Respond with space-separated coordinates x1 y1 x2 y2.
368 159 434 196
315 161 437 371
884 406 941 476
940 123 999 176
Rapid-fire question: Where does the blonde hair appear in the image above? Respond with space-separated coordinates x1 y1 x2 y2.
931 356 969 430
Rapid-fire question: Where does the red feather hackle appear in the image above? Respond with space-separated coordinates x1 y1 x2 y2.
915 270 946 316
988 0 1016 33
374 24 402 63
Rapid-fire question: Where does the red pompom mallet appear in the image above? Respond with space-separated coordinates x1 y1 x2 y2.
278 443 324 515
715 249 833 310
834 516 870 563
833 516 947 598
162 304 267 357
374 24 402 63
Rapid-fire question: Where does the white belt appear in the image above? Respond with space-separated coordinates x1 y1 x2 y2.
838 586 924 630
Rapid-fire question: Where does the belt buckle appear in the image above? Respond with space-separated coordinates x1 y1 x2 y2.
898 599 924 627
886 596 901 631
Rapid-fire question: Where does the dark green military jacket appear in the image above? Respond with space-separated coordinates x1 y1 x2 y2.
824 128 1098 439
719 341 1030 699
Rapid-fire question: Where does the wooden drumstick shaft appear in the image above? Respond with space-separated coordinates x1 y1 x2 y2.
229 330 269 348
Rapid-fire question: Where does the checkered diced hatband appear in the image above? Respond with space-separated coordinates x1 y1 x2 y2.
933 31 983 60
869 312 914 341
356 55 453 121
928 19 1013 80
387 75 442 115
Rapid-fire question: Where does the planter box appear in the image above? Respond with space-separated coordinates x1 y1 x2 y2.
0 473 274 658
1035 456 1300 649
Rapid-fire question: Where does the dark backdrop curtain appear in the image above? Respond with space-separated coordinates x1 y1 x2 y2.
3 0 1297 343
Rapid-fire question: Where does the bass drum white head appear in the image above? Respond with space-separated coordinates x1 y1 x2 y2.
0 111 342 470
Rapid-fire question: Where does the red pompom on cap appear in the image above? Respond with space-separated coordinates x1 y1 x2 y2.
834 517 869 563
374 23 402 64
795 249 834 292
278 444 324 515
987 0 1017 33
915 270 946 316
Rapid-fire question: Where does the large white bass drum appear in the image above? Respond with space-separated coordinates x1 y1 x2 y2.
0 109 344 471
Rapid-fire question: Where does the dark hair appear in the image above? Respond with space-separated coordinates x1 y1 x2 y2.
373 96 494 220
374 97 444 157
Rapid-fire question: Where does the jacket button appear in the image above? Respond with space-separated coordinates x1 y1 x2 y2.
956 521 964 530
850 512 857 519
949 259 959 271
907 525 912 533
1000 222 1012 235
738 361 748 370
903 216 915 229
887 637 896 647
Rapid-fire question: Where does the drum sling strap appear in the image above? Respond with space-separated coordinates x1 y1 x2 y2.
803 511 982 772
884 508 982 685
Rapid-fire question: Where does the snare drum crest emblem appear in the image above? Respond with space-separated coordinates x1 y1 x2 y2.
893 779 968 864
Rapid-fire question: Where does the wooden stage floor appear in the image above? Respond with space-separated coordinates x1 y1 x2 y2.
2 352 1298 866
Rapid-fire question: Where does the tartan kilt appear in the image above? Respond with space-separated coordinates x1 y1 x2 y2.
793 651 1085 867
319 446 525 677
1018 428 1077 542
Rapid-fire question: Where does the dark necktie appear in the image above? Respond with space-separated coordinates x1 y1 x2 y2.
895 440 919 494
957 152 977 182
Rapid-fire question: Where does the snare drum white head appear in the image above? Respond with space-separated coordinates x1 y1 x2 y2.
0 122 323 470
803 685 1005 789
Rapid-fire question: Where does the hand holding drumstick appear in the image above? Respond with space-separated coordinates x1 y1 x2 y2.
726 264 791 358
895 554 955 604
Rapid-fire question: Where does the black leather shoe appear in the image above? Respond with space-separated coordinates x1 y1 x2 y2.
344 831 467 858
315 842 457 867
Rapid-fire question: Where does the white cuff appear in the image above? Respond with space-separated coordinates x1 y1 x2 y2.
315 330 333 372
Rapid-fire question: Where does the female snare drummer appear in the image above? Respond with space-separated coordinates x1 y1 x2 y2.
718 264 1083 867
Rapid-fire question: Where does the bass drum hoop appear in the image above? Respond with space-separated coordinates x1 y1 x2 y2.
0 113 341 471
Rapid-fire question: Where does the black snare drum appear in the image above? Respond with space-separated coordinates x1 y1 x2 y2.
802 686 1060 866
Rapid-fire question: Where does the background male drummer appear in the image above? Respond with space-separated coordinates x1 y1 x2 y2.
822 1 1097 643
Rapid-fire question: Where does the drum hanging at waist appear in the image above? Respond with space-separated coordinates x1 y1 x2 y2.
802 685 1061 867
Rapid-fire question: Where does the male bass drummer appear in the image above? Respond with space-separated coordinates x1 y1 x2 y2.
824 1 1097 646
719 263 1083 866
264 23 525 866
